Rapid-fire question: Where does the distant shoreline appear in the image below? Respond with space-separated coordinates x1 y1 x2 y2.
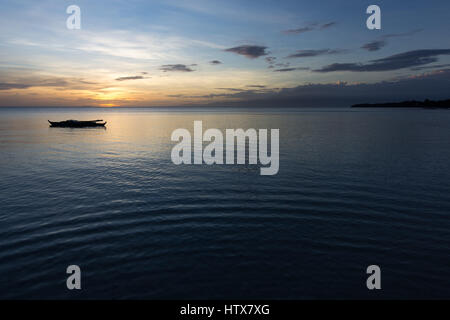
352 99 450 109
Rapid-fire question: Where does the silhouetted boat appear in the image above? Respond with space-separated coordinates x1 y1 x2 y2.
48 120 107 128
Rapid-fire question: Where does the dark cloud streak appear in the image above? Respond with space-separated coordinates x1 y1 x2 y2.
115 76 145 81
0 83 32 90
287 49 346 58
274 67 310 72
282 26 314 35
320 22 337 29
247 85 266 88
361 40 387 52
314 49 450 72
160 64 195 72
410 63 450 71
283 21 337 35
224 45 268 59
0 78 103 90
361 29 423 51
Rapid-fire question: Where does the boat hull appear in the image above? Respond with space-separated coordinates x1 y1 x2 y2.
48 120 107 128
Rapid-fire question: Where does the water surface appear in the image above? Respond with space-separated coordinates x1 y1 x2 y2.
0 107 449 299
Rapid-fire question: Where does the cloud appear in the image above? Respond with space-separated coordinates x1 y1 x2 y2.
265 58 301 70
247 85 266 88
361 29 422 51
209 60 222 65
170 86 274 99
265 56 279 68
215 87 247 92
287 49 346 58
282 26 315 35
320 22 337 29
224 45 268 58
70 30 223 61
410 63 450 71
160 64 195 72
217 86 272 92
274 67 310 72
115 75 145 81
0 78 104 91
283 21 337 34
0 83 32 90
274 68 296 72
361 40 387 52
190 68 450 107
314 49 450 72
275 62 290 68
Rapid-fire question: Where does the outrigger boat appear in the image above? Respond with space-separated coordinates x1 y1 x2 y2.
48 119 107 128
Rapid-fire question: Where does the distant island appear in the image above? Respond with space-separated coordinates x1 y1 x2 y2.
352 99 450 109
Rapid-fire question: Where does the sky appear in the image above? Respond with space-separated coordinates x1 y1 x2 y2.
0 0 450 107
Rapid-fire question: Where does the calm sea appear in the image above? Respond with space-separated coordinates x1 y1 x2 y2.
0 107 449 299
